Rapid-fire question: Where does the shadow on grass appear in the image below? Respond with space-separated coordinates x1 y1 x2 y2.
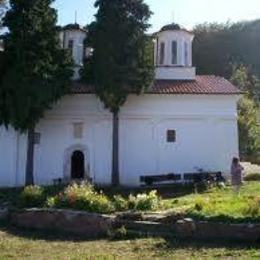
162 237 260 251
0 221 104 242
182 212 260 224
0 184 199 207
101 183 199 199
0 221 259 250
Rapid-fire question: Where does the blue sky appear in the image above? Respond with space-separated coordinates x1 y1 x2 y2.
54 0 260 32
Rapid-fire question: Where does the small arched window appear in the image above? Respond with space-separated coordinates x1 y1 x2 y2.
171 41 177 65
184 42 189 66
159 42 165 65
68 39 74 55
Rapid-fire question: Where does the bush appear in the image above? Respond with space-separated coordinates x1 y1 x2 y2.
46 183 114 214
19 186 45 208
113 195 128 211
244 173 260 181
19 184 161 213
243 196 260 217
193 196 211 212
128 190 160 211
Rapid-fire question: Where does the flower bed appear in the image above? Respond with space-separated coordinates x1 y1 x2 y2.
18 183 161 214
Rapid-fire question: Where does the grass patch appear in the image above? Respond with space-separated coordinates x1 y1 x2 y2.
0 222 259 259
163 182 260 223
244 172 260 181
12 183 161 213
1 182 260 223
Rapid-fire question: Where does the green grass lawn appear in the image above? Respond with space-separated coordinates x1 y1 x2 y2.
162 182 260 223
0 182 259 258
0 223 259 259
1 182 260 223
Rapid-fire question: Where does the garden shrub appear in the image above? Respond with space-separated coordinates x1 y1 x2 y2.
193 196 207 212
19 184 161 213
112 195 128 211
108 226 128 240
244 173 260 181
243 196 260 217
19 186 45 208
46 183 114 214
128 190 160 211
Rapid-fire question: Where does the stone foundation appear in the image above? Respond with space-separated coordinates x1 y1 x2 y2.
11 209 115 237
118 217 260 241
8 209 260 241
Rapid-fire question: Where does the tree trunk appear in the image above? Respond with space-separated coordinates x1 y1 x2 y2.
112 111 120 186
25 127 35 186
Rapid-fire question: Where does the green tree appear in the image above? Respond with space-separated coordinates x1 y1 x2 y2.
0 0 73 185
193 19 260 85
230 64 260 101
0 0 6 27
230 66 260 162
81 0 154 186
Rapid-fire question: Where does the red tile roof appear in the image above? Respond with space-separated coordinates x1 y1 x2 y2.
71 76 241 95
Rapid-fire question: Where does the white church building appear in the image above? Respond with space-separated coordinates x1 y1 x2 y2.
0 23 240 187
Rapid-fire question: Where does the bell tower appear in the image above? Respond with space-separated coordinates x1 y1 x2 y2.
59 24 87 80
154 23 196 80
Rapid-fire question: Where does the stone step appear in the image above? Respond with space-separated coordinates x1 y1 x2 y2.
116 220 175 235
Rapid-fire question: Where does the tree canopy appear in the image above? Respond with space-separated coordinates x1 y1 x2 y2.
0 0 73 130
193 20 260 80
81 0 154 185
0 0 6 26
230 65 260 163
81 0 154 113
0 0 73 185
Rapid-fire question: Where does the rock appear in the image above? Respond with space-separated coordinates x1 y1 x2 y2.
161 213 186 224
116 212 144 221
174 218 196 237
11 209 115 237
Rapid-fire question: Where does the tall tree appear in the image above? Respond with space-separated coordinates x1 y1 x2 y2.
230 66 260 163
193 20 260 80
230 64 260 102
81 0 154 186
0 0 73 185
0 0 6 28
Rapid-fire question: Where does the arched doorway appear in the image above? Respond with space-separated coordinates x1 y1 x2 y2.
71 150 85 179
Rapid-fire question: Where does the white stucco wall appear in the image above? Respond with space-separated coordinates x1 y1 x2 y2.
155 67 196 80
119 95 239 186
155 30 194 67
154 29 196 80
0 94 239 187
60 29 87 80
0 127 27 187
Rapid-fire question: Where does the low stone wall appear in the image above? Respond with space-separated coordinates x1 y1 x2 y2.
5 209 260 241
195 221 260 241
11 209 115 237
119 218 260 241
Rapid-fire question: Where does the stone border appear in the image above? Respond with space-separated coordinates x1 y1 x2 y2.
1 208 260 241
11 208 115 237
117 218 260 241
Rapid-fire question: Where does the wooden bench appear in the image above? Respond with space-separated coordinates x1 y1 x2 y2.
183 171 224 183
140 173 182 186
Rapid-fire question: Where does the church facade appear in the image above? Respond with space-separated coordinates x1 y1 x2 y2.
0 23 240 187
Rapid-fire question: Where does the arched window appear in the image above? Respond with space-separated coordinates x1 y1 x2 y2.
172 41 177 65
71 150 85 179
159 42 165 65
184 42 189 66
68 39 74 55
